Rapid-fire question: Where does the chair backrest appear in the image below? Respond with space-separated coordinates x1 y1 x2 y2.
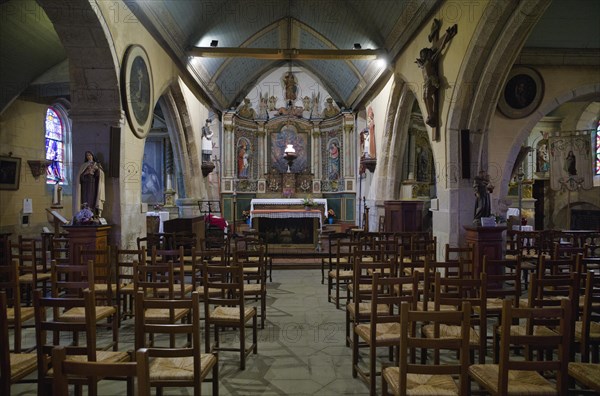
553 242 585 260
444 244 474 278
497 298 571 395
115 247 146 288
13 236 40 283
537 255 577 279
51 258 95 298
397 301 471 396
52 346 150 396
482 256 522 305
0 291 12 386
579 271 600 361
50 235 70 265
80 246 114 303
135 260 186 300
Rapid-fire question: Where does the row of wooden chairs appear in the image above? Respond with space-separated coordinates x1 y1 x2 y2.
341 242 599 395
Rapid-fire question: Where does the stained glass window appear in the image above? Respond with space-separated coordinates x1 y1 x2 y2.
45 107 64 184
596 120 600 175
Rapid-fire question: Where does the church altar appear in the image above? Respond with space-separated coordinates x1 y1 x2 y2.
250 199 327 249
251 209 324 231
250 198 327 221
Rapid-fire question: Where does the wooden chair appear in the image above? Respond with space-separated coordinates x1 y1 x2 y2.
444 243 474 278
134 261 190 332
80 245 115 308
52 345 151 396
33 289 130 396
328 239 356 309
0 292 37 396
0 260 34 353
382 301 471 396
321 232 350 284
12 236 51 305
203 261 257 370
426 272 486 364
352 272 414 396
575 271 600 363
50 258 120 350
114 247 146 323
469 298 572 396
150 246 194 298
236 245 267 329
346 249 401 346
135 291 218 395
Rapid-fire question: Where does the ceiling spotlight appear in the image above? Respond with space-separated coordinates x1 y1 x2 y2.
353 43 362 50
210 40 219 47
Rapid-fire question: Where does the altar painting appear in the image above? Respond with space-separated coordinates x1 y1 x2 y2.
270 126 309 173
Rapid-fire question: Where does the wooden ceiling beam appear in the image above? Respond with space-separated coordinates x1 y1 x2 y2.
187 47 386 60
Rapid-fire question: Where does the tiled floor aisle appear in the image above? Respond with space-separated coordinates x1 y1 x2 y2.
12 269 375 395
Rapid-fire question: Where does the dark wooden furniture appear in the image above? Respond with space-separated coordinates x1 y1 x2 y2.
383 200 423 233
463 225 506 280
62 224 111 267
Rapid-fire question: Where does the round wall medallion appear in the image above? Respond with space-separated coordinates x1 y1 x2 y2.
498 66 544 119
121 45 153 138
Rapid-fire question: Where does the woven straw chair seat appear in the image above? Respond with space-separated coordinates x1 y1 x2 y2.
469 364 557 394
328 270 352 279
7 306 34 322
155 284 194 296
9 352 37 379
46 351 130 375
355 322 401 342
575 321 600 341
382 367 459 396
347 283 371 294
149 354 217 381
423 324 480 345
144 308 189 323
195 286 221 297
500 324 557 337
19 273 51 282
347 302 389 318
242 267 258 274
58 306 116 322
210 306 255 322
568 362 600 391
244 284 262 294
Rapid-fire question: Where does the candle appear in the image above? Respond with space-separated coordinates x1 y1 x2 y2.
53 183 58 205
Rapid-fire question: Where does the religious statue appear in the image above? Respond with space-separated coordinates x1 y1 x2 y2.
473 170 494 225
201 119 214 162
416 19 457 128
322 97 340 118
238 98 256 119
75 151 105 217
282 71 298 101
257 92 269 119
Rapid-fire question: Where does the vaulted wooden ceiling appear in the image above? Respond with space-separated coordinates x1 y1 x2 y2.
1 0 598 115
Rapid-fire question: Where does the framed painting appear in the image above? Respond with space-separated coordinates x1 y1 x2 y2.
121 45 154 138
498 66 544 119
0 156 21 190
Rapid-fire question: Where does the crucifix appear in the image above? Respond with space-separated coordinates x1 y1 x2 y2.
416 19 457 139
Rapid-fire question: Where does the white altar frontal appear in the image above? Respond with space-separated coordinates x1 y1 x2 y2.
250 199 327 249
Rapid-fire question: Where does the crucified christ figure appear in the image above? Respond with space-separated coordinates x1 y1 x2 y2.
416 19 457 128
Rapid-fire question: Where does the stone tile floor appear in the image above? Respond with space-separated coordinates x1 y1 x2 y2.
12 269 376 395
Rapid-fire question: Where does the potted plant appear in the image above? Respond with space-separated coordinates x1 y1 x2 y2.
302 197 316 210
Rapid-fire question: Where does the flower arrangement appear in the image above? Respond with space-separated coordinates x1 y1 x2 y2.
73 203 96 225
302 197 317 208
327 209 336 219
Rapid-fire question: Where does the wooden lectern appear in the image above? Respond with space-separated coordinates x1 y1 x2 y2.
463 225 506 279
62 224 111 268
